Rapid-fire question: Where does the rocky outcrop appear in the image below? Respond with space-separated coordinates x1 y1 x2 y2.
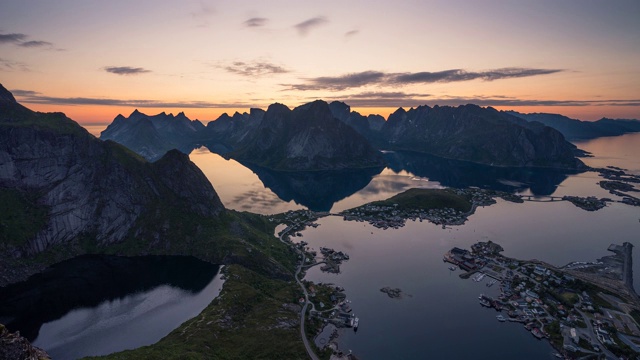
379 105 585 169
0 324 50 360
0 85 224 286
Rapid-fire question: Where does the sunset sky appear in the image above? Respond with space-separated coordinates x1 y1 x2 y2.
1 0 639 124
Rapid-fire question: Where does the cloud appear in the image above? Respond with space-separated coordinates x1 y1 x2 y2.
345 30 359 38
13 91 252 109
18 40 53 48
0 58 29 72
0 33 27 44
287 71 386 91
284 68 565 91
244 17 268 27
190 1 215 27
0 32 57 49
391 68 564 84
222 60 289 77
104 66 151 75
324 91 640 108
9 89 40 96
294 16 328 36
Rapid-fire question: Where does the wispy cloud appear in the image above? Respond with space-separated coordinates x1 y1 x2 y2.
0 33 27 43
244 17 268 27
13 90 251 108
190 1 215 27
294 16 328 36
222 60 289 77
345 29 359 38
0 58 30 72
325 91 640 108
0 32 58 50
104 66 151 75
19 40 53 48
284 68 565 91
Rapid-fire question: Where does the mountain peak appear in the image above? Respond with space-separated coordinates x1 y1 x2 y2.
0 84 17 104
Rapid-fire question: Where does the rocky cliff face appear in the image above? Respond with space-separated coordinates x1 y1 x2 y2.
230 100 386 171
379 104 585 169
0 324 50 360
0 85 224 285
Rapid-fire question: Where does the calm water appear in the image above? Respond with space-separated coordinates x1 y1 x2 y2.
75 125 640 358
0 256 223 360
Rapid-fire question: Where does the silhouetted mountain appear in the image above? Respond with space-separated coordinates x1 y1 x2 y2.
101 109 204 161
378 105 584 169
328 101 386 146
240 161 384 211
506 111 640 140
229 100 385 171
201 108 265 153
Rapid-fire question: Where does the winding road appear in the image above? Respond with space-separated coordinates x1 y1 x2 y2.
279 224 320 360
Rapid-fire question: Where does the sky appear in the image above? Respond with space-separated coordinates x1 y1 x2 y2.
1 0 639 124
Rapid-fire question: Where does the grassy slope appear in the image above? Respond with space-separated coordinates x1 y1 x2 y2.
371 188 472 212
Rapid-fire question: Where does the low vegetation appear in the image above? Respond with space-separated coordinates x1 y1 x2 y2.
371 188 473 212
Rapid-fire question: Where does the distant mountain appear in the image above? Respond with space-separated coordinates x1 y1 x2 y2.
228 100 386 171
101 109 204 161
0 84 293 286
506 111 640 140
100 100 588 170
328 101 386 146
376 105 584 169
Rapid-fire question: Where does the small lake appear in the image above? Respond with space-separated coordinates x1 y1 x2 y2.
0 255 223 360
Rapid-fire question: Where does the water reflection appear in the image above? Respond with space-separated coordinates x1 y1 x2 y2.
240 161 384 212
0 255 219 346
385 151 581 195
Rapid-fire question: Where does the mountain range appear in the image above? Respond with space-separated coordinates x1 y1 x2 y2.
97 100 624 170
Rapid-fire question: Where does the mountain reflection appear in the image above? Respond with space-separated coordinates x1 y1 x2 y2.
384 151 582 195
0 255 218 341
239 162 385 212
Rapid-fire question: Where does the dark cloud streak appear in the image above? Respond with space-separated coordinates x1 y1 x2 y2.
244 17 268 27
223 61 289 77
285 68 565 91
294 16 328 36
0 33 27 43
104 66 151 75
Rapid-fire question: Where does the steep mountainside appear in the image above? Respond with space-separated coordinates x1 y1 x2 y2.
0 85 295 286
506 111 640 140
229 100 385 171
328 101 386 146
101 110 204 161
201 108 265 153
379 105 585 168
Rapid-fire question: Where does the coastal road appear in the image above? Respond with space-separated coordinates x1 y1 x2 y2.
279 224 320 360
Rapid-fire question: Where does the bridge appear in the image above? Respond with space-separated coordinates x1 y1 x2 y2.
518 195 565 202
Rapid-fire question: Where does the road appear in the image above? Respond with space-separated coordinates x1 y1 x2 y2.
280 224 320 360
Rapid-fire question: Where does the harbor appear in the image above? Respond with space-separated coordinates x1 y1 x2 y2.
444 241 640 359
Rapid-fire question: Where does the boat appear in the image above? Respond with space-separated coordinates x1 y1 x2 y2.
553 353 563 359
449 266 457 271
496 315 506 322
479 298 491 307
486 279 497 287
353 317 359 329
531 328 544 339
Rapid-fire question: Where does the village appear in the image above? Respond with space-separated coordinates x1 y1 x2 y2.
444 241 640 359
